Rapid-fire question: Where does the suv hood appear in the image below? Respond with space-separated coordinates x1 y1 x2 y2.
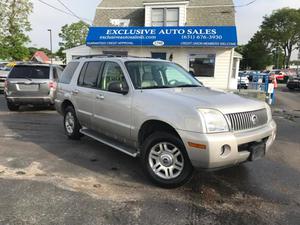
143 87 266 114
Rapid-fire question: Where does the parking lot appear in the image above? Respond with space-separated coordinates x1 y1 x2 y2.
0 87 299 225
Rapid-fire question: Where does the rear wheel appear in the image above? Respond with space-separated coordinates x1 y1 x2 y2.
141 132 193 188
7 101 19 111
64 106 81 140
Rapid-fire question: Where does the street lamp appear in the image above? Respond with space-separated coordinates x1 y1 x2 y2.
47 29 53 64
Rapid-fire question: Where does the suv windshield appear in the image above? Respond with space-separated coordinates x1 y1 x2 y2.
125 61 202 89
9 66 50 79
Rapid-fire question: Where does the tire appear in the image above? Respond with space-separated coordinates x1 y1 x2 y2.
141 132 193 188
7 101 19 111
64 106 81 140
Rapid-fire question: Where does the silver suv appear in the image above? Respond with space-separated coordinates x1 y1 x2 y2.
5 64 64 111
55 56 277 188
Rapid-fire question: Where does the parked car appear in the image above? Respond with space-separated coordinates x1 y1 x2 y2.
5 63 64 111
287 75 300 90
269 70 288 82
55 56 277 188
237 72 249 89
0 70 9 92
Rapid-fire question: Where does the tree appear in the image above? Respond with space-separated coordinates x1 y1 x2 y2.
0 0 33 60
239 32 273 70
59 20 89 50
260 8 300 68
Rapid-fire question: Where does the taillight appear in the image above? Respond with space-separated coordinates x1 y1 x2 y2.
4 79 9 89
48 81 57 89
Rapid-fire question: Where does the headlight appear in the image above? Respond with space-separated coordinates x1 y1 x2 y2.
265 103 272 122
198 109 229 133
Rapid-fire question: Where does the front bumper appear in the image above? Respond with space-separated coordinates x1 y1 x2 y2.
178 120 277 169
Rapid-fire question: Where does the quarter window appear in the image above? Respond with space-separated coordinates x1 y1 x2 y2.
59 62 79 84
189 54 216 77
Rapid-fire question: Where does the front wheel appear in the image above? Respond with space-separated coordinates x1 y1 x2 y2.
141 132 193 188
64 106 81 140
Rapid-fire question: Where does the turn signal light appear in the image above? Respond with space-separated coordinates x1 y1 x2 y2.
188 142 206 150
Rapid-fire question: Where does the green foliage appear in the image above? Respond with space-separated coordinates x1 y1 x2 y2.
260 8 300 67
239 32 273 70
0 0 33 60
59 20 89 50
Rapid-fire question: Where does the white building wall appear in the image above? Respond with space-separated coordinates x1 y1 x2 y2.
65 45 234 90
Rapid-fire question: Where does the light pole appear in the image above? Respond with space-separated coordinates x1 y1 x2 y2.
47 29 53 64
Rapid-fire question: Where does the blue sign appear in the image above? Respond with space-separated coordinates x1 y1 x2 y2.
86 26 237 47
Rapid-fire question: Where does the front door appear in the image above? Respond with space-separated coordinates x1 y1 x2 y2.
92 61 132 142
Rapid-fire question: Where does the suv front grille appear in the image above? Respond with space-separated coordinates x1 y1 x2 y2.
226 109 268 131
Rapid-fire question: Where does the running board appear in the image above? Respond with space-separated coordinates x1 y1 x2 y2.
80 128 139 158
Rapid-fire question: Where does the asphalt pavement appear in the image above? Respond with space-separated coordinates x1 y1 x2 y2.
0 88 299 225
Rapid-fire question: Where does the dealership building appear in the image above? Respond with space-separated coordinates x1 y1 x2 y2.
65 0 241 89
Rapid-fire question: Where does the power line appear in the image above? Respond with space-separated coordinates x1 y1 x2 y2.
56 0 82 21
235 0 258 8
36 0 92 23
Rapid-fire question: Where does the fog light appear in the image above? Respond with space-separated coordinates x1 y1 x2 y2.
221 145 231 156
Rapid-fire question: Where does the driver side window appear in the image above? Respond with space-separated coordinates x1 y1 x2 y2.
100 62 127 92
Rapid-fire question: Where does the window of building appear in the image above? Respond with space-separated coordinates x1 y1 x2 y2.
59 62 79 84
151 8 179 27
151 52 167 60
189 54 216 77
103 51 128 57
78 62 102 88
100 62 127 92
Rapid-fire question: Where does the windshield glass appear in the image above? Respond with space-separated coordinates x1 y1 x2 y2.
9 66 50 79
125 61 202 89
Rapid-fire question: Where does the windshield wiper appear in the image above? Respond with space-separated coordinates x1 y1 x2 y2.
139 86 172 89
175 84 202 88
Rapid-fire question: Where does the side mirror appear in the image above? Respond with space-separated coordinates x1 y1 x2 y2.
108 81 129 95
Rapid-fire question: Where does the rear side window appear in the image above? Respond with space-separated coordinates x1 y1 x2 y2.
59 62 79 84
9 66 50 79
78 61 102 88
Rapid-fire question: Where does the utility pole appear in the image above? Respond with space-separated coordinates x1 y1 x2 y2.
47 29 53 64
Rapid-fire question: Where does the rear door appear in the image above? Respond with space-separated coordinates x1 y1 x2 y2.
72 61 103 128
7 65 51 97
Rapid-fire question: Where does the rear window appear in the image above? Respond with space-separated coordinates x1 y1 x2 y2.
9 66 50 79
59 62 79 84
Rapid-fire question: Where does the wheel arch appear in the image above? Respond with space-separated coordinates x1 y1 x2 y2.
138 120 182 147
61 100 75 115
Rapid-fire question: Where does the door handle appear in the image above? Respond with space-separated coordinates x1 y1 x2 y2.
96 94 104 100
72 89 79 95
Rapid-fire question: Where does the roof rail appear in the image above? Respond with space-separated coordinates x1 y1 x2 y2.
73 54 116 59
73 54 155 60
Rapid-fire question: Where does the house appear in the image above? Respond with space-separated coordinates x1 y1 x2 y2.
31 51 50 64
65 0 241 89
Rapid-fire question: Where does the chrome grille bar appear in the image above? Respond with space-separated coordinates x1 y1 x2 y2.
226 109 268 131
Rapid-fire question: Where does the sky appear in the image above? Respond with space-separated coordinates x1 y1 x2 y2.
28 0 300 58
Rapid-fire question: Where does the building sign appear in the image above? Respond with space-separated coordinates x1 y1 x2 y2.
86 26 238 47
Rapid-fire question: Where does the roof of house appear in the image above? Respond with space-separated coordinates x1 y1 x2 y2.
31 51 50 63
94 0 235 26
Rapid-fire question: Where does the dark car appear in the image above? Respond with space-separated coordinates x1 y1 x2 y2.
287 76 300 90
